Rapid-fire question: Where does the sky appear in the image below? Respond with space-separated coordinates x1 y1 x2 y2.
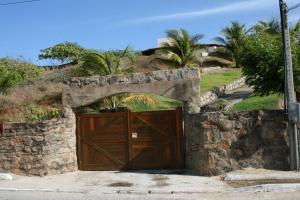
0 0 300 65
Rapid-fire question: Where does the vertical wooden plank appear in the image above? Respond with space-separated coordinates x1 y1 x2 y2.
76 113 83 170
175 107 184 168
89 118 95 132
126 109 133 169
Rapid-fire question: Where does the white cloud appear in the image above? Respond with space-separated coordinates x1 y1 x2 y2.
121 0 276 25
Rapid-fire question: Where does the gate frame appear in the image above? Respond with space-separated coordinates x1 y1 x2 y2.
76 107 185 170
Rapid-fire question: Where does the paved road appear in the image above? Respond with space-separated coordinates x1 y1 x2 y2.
1 191 300 200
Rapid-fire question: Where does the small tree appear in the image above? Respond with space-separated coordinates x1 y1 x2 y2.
239 34 300 97
39 42 86 64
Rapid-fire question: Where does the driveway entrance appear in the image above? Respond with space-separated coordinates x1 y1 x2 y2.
76 108 184 170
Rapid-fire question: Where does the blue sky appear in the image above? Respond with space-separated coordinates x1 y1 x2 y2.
0 0 300 65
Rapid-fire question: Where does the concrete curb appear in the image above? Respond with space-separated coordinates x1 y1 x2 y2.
224 172 300 181
0 188 89 194
1 184 300 194
229 184 300 193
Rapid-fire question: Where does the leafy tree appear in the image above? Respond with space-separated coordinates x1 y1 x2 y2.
291 20 300 42
239 33 300 97
0 58 43 94
214 21 247 68
39 42 86 64
155 29 203 68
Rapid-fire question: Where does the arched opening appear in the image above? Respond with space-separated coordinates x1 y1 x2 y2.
75 93 184 171
75 92 182 113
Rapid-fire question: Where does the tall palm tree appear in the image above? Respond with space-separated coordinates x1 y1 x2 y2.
155 29 204 68
214 21 247 68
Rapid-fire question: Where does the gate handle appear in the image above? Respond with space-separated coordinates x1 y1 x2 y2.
132 132 138 139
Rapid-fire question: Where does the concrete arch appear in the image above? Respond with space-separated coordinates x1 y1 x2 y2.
62 69 201 113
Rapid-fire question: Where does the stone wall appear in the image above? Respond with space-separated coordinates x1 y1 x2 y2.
0 108 77 176
200 77 246 107
186 110 289 176
63 68 201 114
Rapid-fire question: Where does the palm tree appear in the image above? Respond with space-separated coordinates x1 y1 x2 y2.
80 47 156 111
251 19 281 35
155 29 204 68
214 21 247 68
98 93 156 110
81 47 132 76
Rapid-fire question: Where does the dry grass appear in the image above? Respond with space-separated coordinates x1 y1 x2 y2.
202 56 234 68
0 81 65 122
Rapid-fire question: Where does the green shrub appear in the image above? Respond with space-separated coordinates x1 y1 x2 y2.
0 58 43 94
26 103 62 122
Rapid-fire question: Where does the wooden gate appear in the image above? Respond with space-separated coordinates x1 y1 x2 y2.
76 108 184 170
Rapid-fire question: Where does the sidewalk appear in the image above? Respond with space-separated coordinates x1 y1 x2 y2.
0 170 229 195
0 169 300 195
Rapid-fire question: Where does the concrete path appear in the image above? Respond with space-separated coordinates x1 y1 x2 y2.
223 86 254 111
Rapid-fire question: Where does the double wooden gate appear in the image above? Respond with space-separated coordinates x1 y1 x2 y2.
76 108 184 170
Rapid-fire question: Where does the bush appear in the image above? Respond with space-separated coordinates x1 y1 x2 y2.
0 58 43 94
0 82 64 122
26 103 62 122
239 34 300 96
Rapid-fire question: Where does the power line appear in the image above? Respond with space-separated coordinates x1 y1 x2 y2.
0 0 41 6
288 2 300 11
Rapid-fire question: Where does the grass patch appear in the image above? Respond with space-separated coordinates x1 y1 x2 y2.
128 95 182 112
201 68 242 94
230 94 281 111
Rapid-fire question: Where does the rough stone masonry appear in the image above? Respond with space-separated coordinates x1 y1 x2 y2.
0 69 292 176
0 108 77 176
63 68 201 114
185 110 289 176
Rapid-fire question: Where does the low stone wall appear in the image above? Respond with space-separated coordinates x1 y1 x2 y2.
200 77 246 106
0 108 77 176
186 110 289 176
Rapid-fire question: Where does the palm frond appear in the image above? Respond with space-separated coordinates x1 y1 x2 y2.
122 94 156 108
213 37 228 46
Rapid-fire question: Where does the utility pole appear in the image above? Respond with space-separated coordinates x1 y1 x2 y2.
279 0 299 170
